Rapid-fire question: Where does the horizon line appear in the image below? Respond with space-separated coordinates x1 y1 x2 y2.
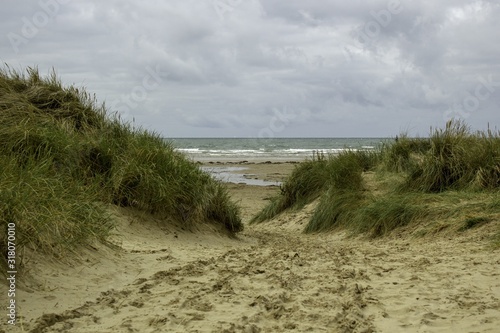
164 136 400 139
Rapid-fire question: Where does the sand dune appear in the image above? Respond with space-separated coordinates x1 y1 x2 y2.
1 163 499 333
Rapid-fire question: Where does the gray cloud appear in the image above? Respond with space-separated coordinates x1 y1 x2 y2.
1 0 499 137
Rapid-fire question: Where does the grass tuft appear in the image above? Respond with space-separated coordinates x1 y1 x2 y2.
251 150 368 224
350 195 426 237
459 217 492 232
305 190 365 233
404 120 500 192
381 135 430 173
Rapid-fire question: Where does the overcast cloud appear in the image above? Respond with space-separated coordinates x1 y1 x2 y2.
1 0 499 137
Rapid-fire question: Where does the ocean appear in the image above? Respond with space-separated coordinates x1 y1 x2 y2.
169 137 391 161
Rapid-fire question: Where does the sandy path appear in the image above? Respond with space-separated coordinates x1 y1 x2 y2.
2 163 500 332
18 216 500 333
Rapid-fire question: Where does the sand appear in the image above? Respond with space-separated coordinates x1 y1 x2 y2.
1 161 500 333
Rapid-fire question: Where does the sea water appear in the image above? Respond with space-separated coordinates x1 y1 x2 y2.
169 137 390 161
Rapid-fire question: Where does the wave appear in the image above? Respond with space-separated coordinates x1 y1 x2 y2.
176 147 376 158
173 138 384 160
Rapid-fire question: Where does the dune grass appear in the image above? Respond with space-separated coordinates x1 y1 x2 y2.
251 150 370 223
253 120 500 240
404 121 500 192
381 135 430 173
304 190 366 233
0 66 242 269
306 190 428 236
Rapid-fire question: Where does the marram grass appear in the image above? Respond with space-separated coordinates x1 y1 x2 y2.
250 150 370 224
254 120 500 241
0 66 242 269
404 121 500 192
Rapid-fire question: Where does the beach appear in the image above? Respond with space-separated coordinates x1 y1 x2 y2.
2 160 500 333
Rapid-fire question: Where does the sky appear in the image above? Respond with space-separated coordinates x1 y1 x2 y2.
1 0 499 138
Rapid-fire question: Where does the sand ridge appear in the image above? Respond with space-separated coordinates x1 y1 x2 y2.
1 162 499 332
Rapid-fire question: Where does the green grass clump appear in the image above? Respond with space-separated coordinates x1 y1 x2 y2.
251 150 368 223
459 217 492 232
404 120 500 192
0 66 242 269
251 152 329 223
381 135 430 173
350 195 426 237
306 192 425 236
279 152 330 206
354 149 381 172
0 158 112 256
253 120 499 241
305 189 365 233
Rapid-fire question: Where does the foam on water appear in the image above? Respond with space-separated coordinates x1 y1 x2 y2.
172 138 389 161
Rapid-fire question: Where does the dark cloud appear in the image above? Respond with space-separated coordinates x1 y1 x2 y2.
1 0 499 137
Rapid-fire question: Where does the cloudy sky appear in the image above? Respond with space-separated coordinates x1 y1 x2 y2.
1 0 499 137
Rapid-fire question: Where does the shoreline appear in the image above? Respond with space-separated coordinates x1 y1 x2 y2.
199 160 298 187
190 157 302 187
193 157 306 164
